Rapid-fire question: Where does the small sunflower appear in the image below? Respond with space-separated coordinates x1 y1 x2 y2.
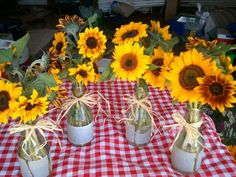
166 49 217 103
15 89 49 123
56 14 85 33
78 27 107 60
150 20 172 40
0 62 10 78
143 47 174 89
68 63 96 85
46 86 67 108
49 32 67 59
186 37 217 50
111 43 151 81
227 145 236 162
112 22 148 44
195 72 236 112
219 55 236 74
48 68 62 85
0 80 22 124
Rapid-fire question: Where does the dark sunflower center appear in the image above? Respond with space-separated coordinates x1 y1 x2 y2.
56 42 63 53
78 69 88 78
86 37 97 49
179 65 204 90
121 30 138 40
0 91 10 111
209 82 224 96
152 58 164 76
25 103 36 111
121 53 138 71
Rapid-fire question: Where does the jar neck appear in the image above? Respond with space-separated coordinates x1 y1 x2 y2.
134 79 149 100
186 107 202 123
72 80 86 98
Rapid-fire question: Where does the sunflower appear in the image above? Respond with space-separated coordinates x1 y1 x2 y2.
48 68 62 85
48 49 67 71
46 86 67 108
166 49 217 103
150 20 172 40
14 89 49 123
227 145 236 162
78 27 107 60
49 32 67 59
111 43 151 81
219 55 236 74
112 22 148 44
143 47 174 89
186 37 218 50
56 14 85 33
0 80 22 124
68 63 96 85
0 62 10 78
195 72 236 112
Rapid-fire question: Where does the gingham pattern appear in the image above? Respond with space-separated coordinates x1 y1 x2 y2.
0 80 235 177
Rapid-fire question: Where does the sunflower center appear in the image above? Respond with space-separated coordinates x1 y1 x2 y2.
121 53 138 71
152 58 164 76
78 69 88 78
0 91 10 111
86 37 97 49
209 82 224 96
179 65 204 90
25 103 36 111
122 30 138 40
56 42 63 53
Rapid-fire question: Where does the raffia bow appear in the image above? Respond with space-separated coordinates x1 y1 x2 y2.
164 112 205 151
57 91 110 124
10 118 62 159
116 94 163 140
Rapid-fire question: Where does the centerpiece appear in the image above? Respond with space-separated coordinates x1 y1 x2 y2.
100 21 179 146
165 37 236 173
0 33 62 177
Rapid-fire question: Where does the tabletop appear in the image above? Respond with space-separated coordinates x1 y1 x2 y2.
0 80 235 177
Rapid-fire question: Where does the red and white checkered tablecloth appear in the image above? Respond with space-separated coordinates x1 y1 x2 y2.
0 80 235 177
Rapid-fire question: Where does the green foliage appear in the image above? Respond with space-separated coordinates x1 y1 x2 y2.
38 73 57 87
12 33 30 59
99 64 113 82
0 49 13 63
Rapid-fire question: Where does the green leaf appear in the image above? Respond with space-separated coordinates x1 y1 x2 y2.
158 37 179 52
59 69 69 79
88 13 98 28
13 33 30 59
148 63 161 70
0 49 13 63
38 73 57 87
99 64 113 82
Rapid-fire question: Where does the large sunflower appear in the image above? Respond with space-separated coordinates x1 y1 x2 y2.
49 32 67 59
0 80 22 124
112 22 148 45
150 20 172 40
15 89 49 123
143 47 174 89
78 27 107 60
195 72 236 112
68 63 96 85
166 49 217 103
111 43 151 81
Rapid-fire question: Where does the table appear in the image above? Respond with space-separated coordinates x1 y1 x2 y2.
0 80 235 176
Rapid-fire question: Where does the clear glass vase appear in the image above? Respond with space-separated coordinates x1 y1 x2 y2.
17 129 52 177
66 81 94 146
125 81 152 146
171 107 204 174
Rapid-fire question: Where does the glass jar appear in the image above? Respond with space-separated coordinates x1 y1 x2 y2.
171 107 204 174
125 80 152 146
66 81 94 146
17 129 52 177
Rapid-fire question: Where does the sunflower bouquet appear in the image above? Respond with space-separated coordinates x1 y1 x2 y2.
163 37 236 173
49 14 110 146
99 21 179 146
0 33 62 176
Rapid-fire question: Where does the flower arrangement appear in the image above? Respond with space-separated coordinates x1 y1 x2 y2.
0 33 62 176
99 20 179 146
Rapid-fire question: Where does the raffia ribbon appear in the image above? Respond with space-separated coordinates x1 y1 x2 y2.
10 118 62 159
115 94 163 140
57 91 111 124
164 112 205 151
